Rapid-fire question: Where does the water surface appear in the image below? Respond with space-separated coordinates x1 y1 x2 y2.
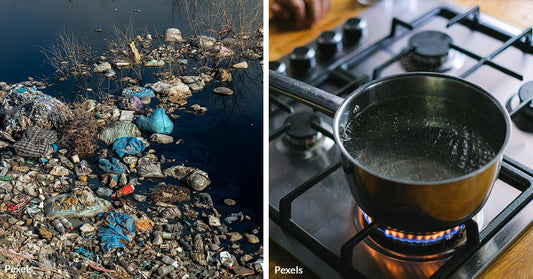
343 96 497 182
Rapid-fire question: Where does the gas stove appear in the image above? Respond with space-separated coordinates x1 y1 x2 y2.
268 1 533 278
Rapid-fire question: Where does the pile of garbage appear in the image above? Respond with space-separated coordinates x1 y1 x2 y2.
0 85 72 134
0 25 263 279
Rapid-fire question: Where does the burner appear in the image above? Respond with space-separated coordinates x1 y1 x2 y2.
355 208 469 261
283 112 323 149
507 81 533 132
409 31 452 65
275 112 335 159
401 31 464 72
361 210 464 246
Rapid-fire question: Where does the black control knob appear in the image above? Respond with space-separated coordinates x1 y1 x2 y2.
317 31 342 60
269 61 287 75
512 81 533 132
518 81 533 118
342 17 367 46
289 46 316 77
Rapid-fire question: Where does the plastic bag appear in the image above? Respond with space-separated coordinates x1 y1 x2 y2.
136 108 174 135
112 137 145 157
98 158 128 174
137 162 165 178
97 212 136 252
45 188 112 218
118 97 143 111
122 86 155 98
99 121 141 145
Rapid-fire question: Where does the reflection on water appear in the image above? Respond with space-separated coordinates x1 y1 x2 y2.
171 0 262 36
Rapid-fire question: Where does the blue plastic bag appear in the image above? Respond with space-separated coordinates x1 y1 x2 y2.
97 212 136 252
112 137 146 157
75 248 93 258
122 86 155 98
136 108 174 135
98 158 128 174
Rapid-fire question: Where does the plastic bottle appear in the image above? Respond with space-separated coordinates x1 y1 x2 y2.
58 216 73 230
217 251 234 269
178 239 192 251
162 255 186 271
119 259 136 274
158 265 175 276
156 231 177 240
53 218 65 234
254 259 263 272
111 184 135 197
119 259 148 279
0 176 15 181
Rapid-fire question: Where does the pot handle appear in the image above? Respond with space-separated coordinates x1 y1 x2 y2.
269 70 343 117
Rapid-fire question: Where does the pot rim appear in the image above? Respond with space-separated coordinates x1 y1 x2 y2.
333 72 511 185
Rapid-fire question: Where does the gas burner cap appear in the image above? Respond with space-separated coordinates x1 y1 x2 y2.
408 31 452 65
401 31 464 73
275 112 335 159
284 112 322 148
507 81 533 132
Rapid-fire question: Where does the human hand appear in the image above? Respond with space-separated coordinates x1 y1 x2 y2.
270 0 331 30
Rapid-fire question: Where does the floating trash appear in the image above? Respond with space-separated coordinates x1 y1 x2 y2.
112 137 146 157
136 108 174 135
122 86 155 98
98 158 128 174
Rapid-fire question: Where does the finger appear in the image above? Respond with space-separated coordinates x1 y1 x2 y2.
304 0 323 27
271 2 291 20
280 0 306 29
323 0 331 15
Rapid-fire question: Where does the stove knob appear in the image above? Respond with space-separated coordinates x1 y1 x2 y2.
317 30 342 61
343 17 367 46
289 46 316 77
269 61 287 75
518 81 533 118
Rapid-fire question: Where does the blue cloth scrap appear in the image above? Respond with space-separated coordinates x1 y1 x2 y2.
98 158 128 174
122 86 155 98
97 212 136 252
112 137 145 157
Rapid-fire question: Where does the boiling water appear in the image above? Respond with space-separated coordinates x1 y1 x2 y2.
343 96 497 182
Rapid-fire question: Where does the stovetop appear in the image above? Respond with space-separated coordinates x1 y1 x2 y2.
269 0 533 278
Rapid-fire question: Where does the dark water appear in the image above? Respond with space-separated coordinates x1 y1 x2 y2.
0 1 263 220
343 96 497 182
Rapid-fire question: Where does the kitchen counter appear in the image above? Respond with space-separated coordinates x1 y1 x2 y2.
269 0 533 278
269 0 533 60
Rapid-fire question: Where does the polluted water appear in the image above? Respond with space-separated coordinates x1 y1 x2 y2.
0 0 263 278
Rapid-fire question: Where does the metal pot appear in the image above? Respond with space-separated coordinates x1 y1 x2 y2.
270 70 511 232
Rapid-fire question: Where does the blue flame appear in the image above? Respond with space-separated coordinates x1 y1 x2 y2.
361 210 464 245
